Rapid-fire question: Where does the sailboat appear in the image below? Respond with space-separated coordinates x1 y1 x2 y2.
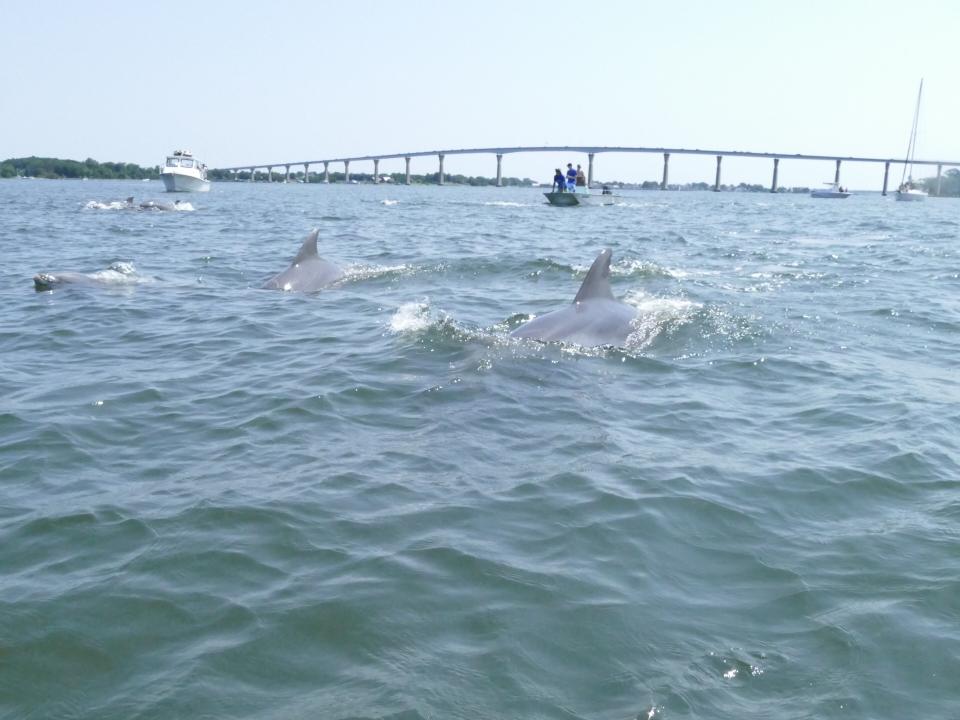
896 80 928 201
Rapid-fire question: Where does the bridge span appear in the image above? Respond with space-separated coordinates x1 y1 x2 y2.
217 145 960 195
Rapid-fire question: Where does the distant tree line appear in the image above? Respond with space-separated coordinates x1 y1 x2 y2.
602 179 811 193
209 168 536 186
920 168 960 197
0 157 160 180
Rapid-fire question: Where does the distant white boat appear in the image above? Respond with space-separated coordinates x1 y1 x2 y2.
160 150 210 193
811 182 851 199
895 81 928 202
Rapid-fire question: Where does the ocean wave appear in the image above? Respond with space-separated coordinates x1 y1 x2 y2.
533 256 680 280
341 262 439 283
83 199 195 212
623 291 701 350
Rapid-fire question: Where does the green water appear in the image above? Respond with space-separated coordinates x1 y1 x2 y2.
1 179 958 718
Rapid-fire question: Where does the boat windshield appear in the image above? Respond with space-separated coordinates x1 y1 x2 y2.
180 158 194 168
165 157 180 167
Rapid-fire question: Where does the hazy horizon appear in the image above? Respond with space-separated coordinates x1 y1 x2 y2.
5 0 959 189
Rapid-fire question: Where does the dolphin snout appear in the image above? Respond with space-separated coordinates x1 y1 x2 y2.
33 273 57 290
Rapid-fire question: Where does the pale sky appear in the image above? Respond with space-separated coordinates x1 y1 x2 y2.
5 0 959 188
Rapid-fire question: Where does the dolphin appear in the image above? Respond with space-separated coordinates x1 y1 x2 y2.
510 249 638 347
261 229 344 292
138 199 181 211
33 262 141 291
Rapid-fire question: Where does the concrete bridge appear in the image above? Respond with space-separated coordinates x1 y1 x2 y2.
217 145 960 195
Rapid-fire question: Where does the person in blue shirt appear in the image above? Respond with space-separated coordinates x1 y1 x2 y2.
565 163 577 191
552 168 565 192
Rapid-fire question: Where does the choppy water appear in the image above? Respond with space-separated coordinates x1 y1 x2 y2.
1 179 958 719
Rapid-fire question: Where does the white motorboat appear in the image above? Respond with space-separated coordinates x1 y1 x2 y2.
811 182 851 199
160 150 210 192
544 186 617 206
895 81 928 202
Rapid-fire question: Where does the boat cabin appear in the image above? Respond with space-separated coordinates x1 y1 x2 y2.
166 151 196 169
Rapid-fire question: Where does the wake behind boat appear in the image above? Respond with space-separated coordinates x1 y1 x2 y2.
811 182 851 199
161 150 210 193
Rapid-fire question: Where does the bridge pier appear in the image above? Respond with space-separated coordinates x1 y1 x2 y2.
303 163 310 183
936 163 943 196
324 162 330 184
405 157 411 185
374 158 380 184
284 165 290 183
438 154 445 185
267 166 273 183
249 167 254 182
882 161 890 195
714 155 722 191
588 153 595 187
496 154 503 187
661 153 670 190
771 158 780 193
834 159 841 185
344 160 350 184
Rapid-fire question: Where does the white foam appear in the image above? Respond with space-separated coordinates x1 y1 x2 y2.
342 263 411 282
623 291 700 349
173 202 195 212
84 199 129 210
381 199 399 206
107 261 137 275
389 300 433 333
87 261 154 285
483 201 528 207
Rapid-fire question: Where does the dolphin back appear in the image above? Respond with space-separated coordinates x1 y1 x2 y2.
573 249 615 303
511 249 638 346
262 229 343 292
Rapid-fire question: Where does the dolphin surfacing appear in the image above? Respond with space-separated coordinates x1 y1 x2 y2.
33 262 142 291
510 249 638 347
262 229 344 292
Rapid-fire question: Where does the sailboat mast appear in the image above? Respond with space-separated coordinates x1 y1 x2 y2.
901 79 923 186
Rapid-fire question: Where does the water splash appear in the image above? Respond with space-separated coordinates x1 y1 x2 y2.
389 300 434 334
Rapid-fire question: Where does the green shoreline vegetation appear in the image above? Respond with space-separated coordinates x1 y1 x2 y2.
1 156 160 180
4 156 958 196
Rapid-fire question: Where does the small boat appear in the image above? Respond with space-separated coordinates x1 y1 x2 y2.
544 186 617 206
160 150 210 193
896 185 927 201
895 81 928 202
811 182 851 199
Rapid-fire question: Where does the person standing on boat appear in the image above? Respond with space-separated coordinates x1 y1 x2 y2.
552 168 565 192
576 164 586 188
565 163 577 191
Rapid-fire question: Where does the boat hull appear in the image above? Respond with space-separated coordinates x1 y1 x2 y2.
544 191 616 206
895 190 926 202
810 191 851 199
161 172 210 193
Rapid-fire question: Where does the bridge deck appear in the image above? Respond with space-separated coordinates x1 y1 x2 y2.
218 145 959 172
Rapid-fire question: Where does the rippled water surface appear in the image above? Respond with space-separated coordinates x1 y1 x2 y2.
1 179 958 719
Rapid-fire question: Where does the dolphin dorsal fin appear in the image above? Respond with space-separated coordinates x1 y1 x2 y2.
293 229 320 263
573 249 615 303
